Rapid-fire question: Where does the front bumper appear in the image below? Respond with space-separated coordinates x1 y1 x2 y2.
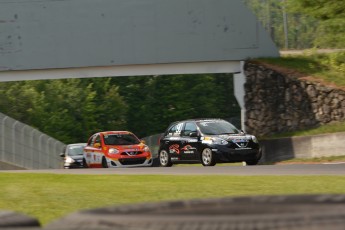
211 145 261 163
64 160 84 169
107 157 153 168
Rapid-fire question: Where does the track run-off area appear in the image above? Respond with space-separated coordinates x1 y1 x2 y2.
2 164 345 175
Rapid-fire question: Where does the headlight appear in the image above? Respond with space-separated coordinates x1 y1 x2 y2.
65 156 75 163
211 137 228 145
143 145 150 152
109 148 119 154
252 136 259 143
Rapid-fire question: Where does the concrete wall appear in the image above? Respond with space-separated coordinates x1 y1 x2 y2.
260 132 345 163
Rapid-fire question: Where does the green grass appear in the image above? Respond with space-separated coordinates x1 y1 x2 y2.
0 173 345 226
263 120 345 139
257 51 345 87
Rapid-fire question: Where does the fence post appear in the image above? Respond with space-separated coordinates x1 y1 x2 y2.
1 116 9 162
12 121 19 164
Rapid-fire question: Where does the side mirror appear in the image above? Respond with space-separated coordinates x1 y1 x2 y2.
59 153 65 157
94 143 101 148
189 131 199 137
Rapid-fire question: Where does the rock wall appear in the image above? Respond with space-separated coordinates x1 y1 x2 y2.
244 61 345 137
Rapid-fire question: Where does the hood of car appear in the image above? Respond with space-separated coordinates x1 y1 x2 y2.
106 144 143 151
218 134 253 142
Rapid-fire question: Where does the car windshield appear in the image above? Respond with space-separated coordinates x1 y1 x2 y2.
103 134 140 145
196 120 240 135
67 145 85 156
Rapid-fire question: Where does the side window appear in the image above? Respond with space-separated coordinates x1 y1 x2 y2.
166 123 184 137
182 122 197 136
87 134 100 147
87 135 96 146
95 135 101 145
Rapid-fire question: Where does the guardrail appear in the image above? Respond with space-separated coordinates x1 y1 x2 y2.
0 112 65 169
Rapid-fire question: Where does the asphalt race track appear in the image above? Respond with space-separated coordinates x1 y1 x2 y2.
3 164 345 175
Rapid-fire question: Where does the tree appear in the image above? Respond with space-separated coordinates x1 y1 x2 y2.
113 74 241 137
243 0 320 49
0 78 127 143
286 0 345 47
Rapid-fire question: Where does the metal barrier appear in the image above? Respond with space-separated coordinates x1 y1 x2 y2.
0 112 65 169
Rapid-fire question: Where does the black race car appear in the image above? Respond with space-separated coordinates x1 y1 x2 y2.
158 119 261 167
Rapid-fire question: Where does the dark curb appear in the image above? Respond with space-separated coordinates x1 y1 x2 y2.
44 194 345 230
0 210 40 229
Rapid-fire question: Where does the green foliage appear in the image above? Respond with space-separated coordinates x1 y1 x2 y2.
320 52 345 73
286 0 345 48
243 0 319 49
0 78 127 143
113 74 241 138
243 0 345 49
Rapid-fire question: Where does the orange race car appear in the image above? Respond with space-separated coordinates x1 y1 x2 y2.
83 131 152 168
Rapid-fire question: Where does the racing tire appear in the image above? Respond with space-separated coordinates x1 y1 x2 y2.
201 148 216 166
245 151 262 166
44 194 345 230
82 158 88 168
159 150 172 167
102 157 108 168
151 157 160 167
245 159 260 166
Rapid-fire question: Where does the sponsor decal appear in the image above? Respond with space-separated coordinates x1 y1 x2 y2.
201 136 212 144
186 139 198 143
169 144 180 154
183 151 194 154
181 145 194 151
181 145 196 154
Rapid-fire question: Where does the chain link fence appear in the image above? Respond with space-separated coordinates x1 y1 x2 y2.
0 113 65 169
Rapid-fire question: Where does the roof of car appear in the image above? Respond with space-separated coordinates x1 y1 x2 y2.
98 131 133 135
171 118 224 124
67 143 87 146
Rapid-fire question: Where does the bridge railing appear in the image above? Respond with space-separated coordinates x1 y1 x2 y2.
0 112 65 169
